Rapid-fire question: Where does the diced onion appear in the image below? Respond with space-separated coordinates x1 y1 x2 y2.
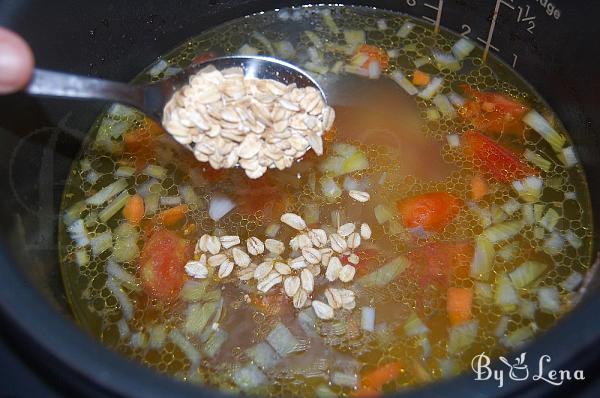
238 44 259 56
67 219 90 247
106 277 133 320
374 204 394 224
524 149 552 172
114 166 135 178
446 134 460 148
397 21 415 38
169 329 201 366
117 318 130 339
539 207 560 232
565 191 577 200
413 56 430 68
390 71 418 96
251 31 275 55
159 196 182 206
106 258 138 289
403 312 429 336
502 324 534 348
543 231 565 255
108 104 141 119
470 235 494 281
316 385 337 398
491 205 508 224
234 364 267 390
509 261 547 288
448 91 466 107
522 110 566 151
184 302 217 335
320 176 342 200
307 47 322 64
358 256 409 287
501 198 521 216
164 67 182 77
265 223 281 238
376 18 388 30
483 220 523 243
497 242 519 261
439 358 460 378
474 282 493 302
418 76 444 100
148 325 167 349
90 230 113 257
148 60 168 77
331 372 358 388
208 194 236 221
522 203 535 225
563 229 583 249
368 61 381 79
86 179 128 206
512 176 543 203
494 316 510 337
386 49 400 58
142 164 167 180
561 146 578 168
144 193 159 216
519 300 537 319
432 94 457 118
451 38 476 60
537 287 561 314
561 271 583 292
245 342 281 370
494 273 519 312
266 322 304 357
85 170 100 184
447 321 478 355
360 307 376 332
274 40 296 59
74 249 90 267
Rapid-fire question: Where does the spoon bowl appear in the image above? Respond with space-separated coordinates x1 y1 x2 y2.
26 55 327 124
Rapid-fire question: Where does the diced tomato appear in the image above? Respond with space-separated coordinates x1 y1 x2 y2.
462 130 537 184
460 85 530 136
139 229 192 302
341 248 380 277
447 287 473 326
354 44 390 70
192 52 217 65
396 192 462 232
123 117 165 170
250 292 291 317
235 174 287 221
408 241 473 289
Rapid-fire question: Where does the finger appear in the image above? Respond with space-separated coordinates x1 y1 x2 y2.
0 26 34 94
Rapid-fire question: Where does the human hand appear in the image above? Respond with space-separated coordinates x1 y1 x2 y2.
0 27 34 94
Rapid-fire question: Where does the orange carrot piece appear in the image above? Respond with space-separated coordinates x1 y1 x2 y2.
352 388 381 398
470 174 489 201
396 192 462 232
123 194 145 225
360 362 404 392
447 287 473 326
355 44 390 69
156 204 189 227
412 70 431 86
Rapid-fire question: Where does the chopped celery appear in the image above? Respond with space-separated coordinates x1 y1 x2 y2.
561 271 583 292
63 200 87 226
447 321 478 355
112 222 139 263
537 287 561 314
106 277 133 320
303 203 320 225
512 176 543 203
179 185 201 205
130 332 148 348
320 9 339 34
470 205 492 228
397 21 415 38
534 204 545 222
144 193 160 216
106 258 138 291
203 328 228 358
432 94 457 118
374 204 394 224
390 71 419 95
67 219 90 247
184 301 217 335
484 221 523 243
502 324 534 348
425 108 440 121
149 325 167 349
494 274 519 312
494 316 510 337
470 235 495 281
522 110 566 151
439 358 460 378
418 76 444 100
539 207 560 232
533 227 546 240
74 248 90 267
245 342 281 370
341 151 369 175
563 230 583 249
86 179 128 206
142 164 167 180
524 149 552 171
451 37 475 60
320 176 342 200
474 282 493 303
233 364 267 390
251 31 275 55
98 190 131 223
561 146 578 168
509 261 547 288
114 166 135 178
343 29 366 46
497 242 519 261
169 329 201 365
501 198 521 216
358 256 409 287
331 372 358 388
519 299 537 319
90 230 113 257
491 205 508 224
266 322 304 357
522 204 535 225
543 231 565 255
403 312 429 336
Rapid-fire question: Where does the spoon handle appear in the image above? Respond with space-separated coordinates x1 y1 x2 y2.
26 69 144 108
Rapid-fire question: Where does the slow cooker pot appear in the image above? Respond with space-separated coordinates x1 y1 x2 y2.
1 0 599 397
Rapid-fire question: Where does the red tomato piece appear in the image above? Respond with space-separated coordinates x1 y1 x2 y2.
354 44 390 70
460 85 530 136
462 130 537 183
139 229 192 302
396 192 462 232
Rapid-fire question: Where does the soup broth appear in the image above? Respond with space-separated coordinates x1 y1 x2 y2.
59 5 594 397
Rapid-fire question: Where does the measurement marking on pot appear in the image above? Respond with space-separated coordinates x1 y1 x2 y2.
517 5 536 34
481 0 515 62
422 0 444 33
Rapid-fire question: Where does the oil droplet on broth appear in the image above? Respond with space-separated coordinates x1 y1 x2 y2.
57 5 594 397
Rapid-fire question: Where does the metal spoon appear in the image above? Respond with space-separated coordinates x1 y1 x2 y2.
25 55 326 122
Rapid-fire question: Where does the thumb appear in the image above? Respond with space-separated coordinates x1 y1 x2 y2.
0 26 34 94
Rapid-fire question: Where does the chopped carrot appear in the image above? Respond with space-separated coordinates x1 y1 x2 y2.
354 44 390 70
470 174 489 201
156 204 189 227
412 70 431 86
123 194 145 225
447 287 473 326
396 192 462 232
354 362 404 397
